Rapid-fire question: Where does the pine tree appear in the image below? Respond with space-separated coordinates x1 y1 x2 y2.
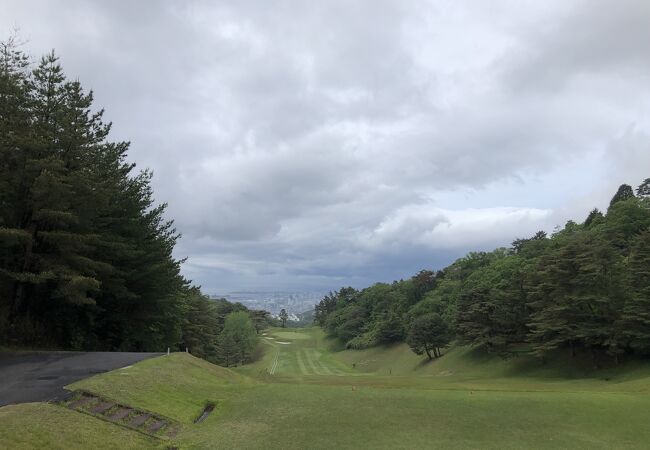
584 208 604 228
609 184 635 209
527 231 624 360
1 52 110 346
455 254 528 353
0 37 32 329
636 178 650 198
1 41 189 350
618 231 650 355
179 288 219 360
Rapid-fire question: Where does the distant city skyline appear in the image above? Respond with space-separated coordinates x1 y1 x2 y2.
211 290 325 315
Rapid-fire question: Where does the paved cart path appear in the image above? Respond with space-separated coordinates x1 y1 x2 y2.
0 351 162 406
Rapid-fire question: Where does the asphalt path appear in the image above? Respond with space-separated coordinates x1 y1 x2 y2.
0 351 162 406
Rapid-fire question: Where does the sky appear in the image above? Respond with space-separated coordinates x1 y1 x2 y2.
2 0 650 293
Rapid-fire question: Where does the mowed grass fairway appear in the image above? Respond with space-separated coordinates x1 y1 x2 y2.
246 328 354 377
2 327 650 449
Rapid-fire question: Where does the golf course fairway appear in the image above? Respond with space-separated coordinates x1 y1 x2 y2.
2 327 650 449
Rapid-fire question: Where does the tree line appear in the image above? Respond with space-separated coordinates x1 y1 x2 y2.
0 40 267 365
315 179 650 365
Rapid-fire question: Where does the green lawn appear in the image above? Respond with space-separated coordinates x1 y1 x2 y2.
69 351 252 424
2 326 650 449
0 403 159 450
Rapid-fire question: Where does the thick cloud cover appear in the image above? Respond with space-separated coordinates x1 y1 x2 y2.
3 0 649 291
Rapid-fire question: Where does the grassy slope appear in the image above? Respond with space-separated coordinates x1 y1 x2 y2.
70 352 252 424
0 353 249 450
3 327 650 449
0 403 159 450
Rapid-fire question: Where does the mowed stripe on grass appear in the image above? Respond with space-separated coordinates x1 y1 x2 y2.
265 332 353 377
303 347 322 375
296 347 309 375
259 328 355 377
269 348 280 375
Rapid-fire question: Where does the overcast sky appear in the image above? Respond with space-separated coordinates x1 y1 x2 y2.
3 0 649 293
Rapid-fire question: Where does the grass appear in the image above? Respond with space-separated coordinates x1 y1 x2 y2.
69 352 252 424
3 326 650 449
0 403 159 449
179 383 650 449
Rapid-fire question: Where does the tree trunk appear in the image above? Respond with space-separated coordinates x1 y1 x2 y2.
425 347 432 360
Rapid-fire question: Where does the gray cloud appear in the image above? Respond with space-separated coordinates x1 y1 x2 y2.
3 0 649 292
508 0 650 91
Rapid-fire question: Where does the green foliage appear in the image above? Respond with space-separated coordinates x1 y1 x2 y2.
217 311 259 366
406 313 450 359
584 208 604 228
609 183 635 209
456 254 529 353
315 179 650 363
527 230 625 359
250 309 271 333
0 39 274 353
179 288 220 359
618 230 650 355
637 178 650 197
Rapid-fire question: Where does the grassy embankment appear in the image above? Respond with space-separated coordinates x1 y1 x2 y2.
2 326 650 449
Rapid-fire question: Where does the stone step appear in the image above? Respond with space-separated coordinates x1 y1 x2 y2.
91 401 115 414
61 391 180 439
129 413 150 428
147 420 167 434
68 395 96 409
108 407 132 421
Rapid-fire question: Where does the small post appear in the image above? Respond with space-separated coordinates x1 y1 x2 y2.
186 347 189 353
167 347 170 356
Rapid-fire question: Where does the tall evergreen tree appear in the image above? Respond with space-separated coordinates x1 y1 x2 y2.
609 184 635 209
618 231 650 355
527 231 624 360
456 254 528 352
636 178 650 198
0 42 190 350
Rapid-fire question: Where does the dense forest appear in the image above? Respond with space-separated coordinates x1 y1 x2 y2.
0 40 267 365
315 180 650 364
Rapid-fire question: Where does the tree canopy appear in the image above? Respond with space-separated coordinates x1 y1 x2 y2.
0 40 272 361
315 182 650 363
